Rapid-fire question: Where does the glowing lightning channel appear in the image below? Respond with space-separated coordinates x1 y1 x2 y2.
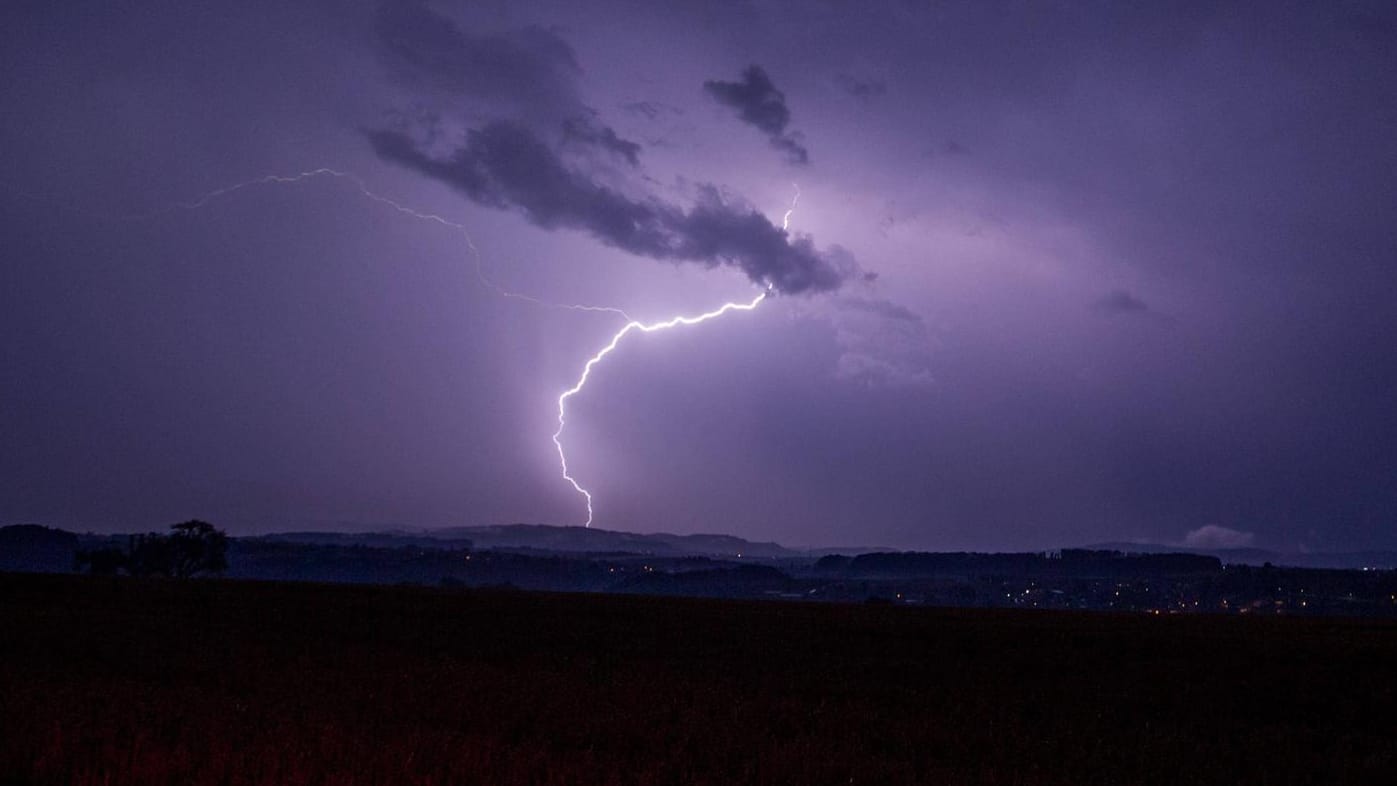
549 182 801 527
552 291 768 527
782 182 801 231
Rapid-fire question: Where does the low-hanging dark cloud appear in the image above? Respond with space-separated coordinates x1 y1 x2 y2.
703 65 810 165
560 118 641 167
367 123 854 293
369 1 854 294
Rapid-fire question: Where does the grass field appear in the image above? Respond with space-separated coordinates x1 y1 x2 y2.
1 573 1393 785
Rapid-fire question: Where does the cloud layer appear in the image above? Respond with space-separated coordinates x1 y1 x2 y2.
704 65 810 165
370 2 851 294
368 124 853 293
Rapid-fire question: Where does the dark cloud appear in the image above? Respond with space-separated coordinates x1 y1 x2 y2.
368 123 854 293
836 73 887 101
703 65 810 165
768 134 811 167
1092 289 1150 316
367 2 856 294
375 0 644 173
620 100 683 120
561 117 641 167
375 1 583 120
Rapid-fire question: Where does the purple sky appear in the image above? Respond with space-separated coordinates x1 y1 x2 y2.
3 0 1396 551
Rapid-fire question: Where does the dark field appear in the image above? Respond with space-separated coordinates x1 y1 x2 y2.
1 574 1393 785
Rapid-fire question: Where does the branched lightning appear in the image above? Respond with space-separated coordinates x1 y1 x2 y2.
12 169 806 529
548 183 800 527
551 290 768 527
185 169 635 318
27 168 633 320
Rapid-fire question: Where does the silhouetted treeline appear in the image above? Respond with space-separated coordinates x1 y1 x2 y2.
612 564 791 598
229 541 603 591
5 524 1396 616
74 521 228 578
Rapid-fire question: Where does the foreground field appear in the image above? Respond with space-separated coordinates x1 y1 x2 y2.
1 574 1393 785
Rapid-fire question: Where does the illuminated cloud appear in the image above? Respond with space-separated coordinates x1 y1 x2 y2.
1183 525 1256 550
827 297 935 387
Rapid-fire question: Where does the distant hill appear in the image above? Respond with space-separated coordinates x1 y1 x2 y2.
249 531 476 550
423 523 799 558
0 524 79 573
12 520 1394 579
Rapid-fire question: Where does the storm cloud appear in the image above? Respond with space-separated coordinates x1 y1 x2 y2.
369 2 853 293
367 123 852 293
704 65 810 165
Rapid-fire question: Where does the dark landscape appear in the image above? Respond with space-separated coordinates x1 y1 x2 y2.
4 521 1397 783
3 571 1395 786
6 523 1397 616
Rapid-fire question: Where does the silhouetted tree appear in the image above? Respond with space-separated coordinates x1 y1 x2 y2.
167 520 228 578
75 521 228 578
125 532 174 577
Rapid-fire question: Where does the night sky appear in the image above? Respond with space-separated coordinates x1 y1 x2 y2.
4 0 1396 552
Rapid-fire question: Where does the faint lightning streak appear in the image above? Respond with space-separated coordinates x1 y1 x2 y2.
782 183 801 231
125 168 635 320
552 290 768 527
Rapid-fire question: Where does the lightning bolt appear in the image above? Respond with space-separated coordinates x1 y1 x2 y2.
549 183 801 527
551 290 768 527
12 170 804 529
782 182 801 231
